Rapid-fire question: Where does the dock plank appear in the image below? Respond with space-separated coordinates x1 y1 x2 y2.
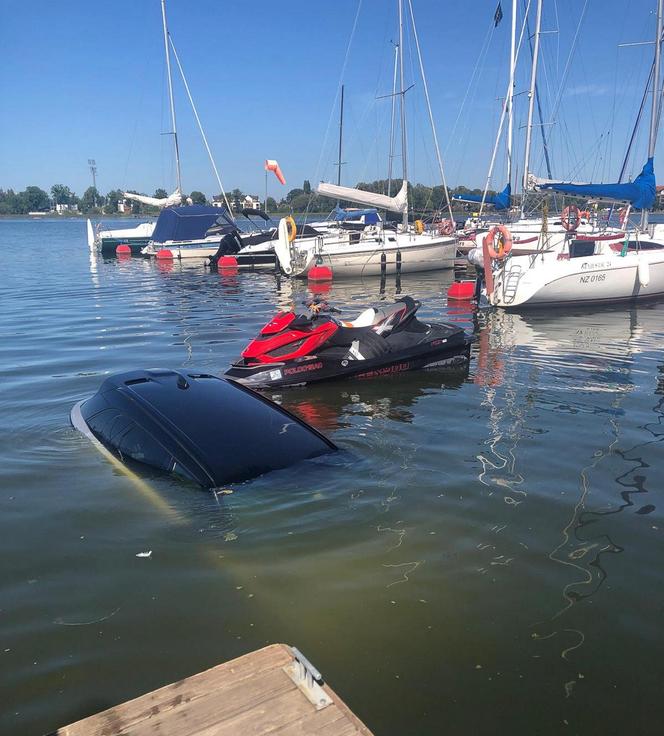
53 643 372 736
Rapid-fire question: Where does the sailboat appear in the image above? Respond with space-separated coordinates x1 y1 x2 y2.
454 0 623 256
476 0 664 308
274 0 457 279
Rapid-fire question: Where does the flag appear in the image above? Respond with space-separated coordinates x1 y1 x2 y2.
494 2 503 27
265 159 286 185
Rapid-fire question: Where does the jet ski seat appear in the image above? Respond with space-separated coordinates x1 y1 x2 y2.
345 308 378 328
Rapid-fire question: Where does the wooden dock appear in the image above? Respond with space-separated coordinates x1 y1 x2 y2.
52 643 373 736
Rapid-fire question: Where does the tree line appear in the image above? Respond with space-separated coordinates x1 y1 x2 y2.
0 179 502 216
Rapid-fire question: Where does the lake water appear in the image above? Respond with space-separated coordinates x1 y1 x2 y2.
1 218 663 735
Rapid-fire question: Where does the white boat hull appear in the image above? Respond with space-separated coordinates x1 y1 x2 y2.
289 233 456 278
489 248 664 308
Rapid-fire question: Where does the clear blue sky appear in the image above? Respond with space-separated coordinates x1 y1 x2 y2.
0 0 661 199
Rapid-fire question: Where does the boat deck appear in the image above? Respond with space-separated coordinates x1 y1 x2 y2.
52 643 373 736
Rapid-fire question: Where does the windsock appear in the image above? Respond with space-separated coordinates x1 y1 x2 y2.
265 159 286 185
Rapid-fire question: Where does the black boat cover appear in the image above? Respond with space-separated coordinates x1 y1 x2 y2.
152 206 235 243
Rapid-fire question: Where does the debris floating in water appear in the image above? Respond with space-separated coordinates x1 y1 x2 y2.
136 550 152 558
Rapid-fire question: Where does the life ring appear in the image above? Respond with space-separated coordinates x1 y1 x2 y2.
414 219 425 234
561 205 580 232
285 215 297 242
437 219 455 236
484 224 512 260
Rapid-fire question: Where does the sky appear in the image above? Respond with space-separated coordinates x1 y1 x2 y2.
0 0 662 200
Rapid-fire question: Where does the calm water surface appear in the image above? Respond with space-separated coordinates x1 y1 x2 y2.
1 218 663 735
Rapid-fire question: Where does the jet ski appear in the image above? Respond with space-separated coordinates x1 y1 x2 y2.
70 369 336 489
225 296 472 389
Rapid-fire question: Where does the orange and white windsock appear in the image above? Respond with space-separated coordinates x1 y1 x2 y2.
265 159 286 185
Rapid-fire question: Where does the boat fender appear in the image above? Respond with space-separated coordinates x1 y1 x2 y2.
285 216 297 242
467 247 484 268
414 219 424 234
438 219 455 236
561 205 580 232
484 224 512 260
156 249 174 260
116 244 131 255
638 258 650 288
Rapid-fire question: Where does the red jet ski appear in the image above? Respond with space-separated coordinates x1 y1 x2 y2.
225 296 472 388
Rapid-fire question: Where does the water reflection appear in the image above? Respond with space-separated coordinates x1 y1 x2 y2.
472 303 664 697
276 367 469 432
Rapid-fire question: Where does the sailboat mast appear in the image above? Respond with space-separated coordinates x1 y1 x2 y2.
521 0 542 217
398 0 408 228
336 85 345 188
643 0 663 230
506 0 517 189
387 42 399 197
161 0 182 195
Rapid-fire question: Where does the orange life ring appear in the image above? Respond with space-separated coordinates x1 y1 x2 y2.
561 205 580 232
483 224 512 260
437 219 455 236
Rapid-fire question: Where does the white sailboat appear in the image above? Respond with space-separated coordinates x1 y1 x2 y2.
274 0 457 279
476 0 664 309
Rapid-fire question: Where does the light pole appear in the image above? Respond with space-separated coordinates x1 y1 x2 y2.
88 159 97 208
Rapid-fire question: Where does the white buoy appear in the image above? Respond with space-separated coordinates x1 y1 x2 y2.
638 257 650 287
86 219 96 249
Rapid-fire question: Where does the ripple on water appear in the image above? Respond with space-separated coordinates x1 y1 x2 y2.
2 220 664 735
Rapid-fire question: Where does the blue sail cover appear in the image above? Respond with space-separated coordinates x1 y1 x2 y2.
452 183 511 210
539 158 656 210
332 207 380 224
152 206 234 243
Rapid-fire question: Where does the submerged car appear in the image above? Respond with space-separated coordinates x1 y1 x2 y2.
71 369 336 489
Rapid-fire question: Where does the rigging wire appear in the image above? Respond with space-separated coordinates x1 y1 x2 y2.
168 35 231 212
407 0 454 219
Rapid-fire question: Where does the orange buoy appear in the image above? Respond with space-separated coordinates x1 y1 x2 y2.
447 280 476 300
308 265 333 282
116 244 131 255
156 249 174 260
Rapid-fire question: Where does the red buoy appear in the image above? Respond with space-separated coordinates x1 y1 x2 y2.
308 264 333 282
156 249 174 260
447 280 476 300
219 255 238 268
308 280 331 296
116 244 131 255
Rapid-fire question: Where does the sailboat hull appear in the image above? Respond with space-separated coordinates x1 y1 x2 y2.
489 248 664 308
290 234 457 278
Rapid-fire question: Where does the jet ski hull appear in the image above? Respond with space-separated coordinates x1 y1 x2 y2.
226 327 472 388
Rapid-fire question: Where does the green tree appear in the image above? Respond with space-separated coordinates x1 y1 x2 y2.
51 184 74 205
285 187 304 203
229 188 244 210
303 180 311 195
22 186 50 212
189 190 207 205
104 189 123 214
265 196 277 212
153 188 168 199
125 190 141 215
290 193 311 212
80 186 101 213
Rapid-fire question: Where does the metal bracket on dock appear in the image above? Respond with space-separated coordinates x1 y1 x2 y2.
284 646 333 711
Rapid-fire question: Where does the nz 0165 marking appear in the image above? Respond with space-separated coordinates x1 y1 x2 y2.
579 272 606 284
